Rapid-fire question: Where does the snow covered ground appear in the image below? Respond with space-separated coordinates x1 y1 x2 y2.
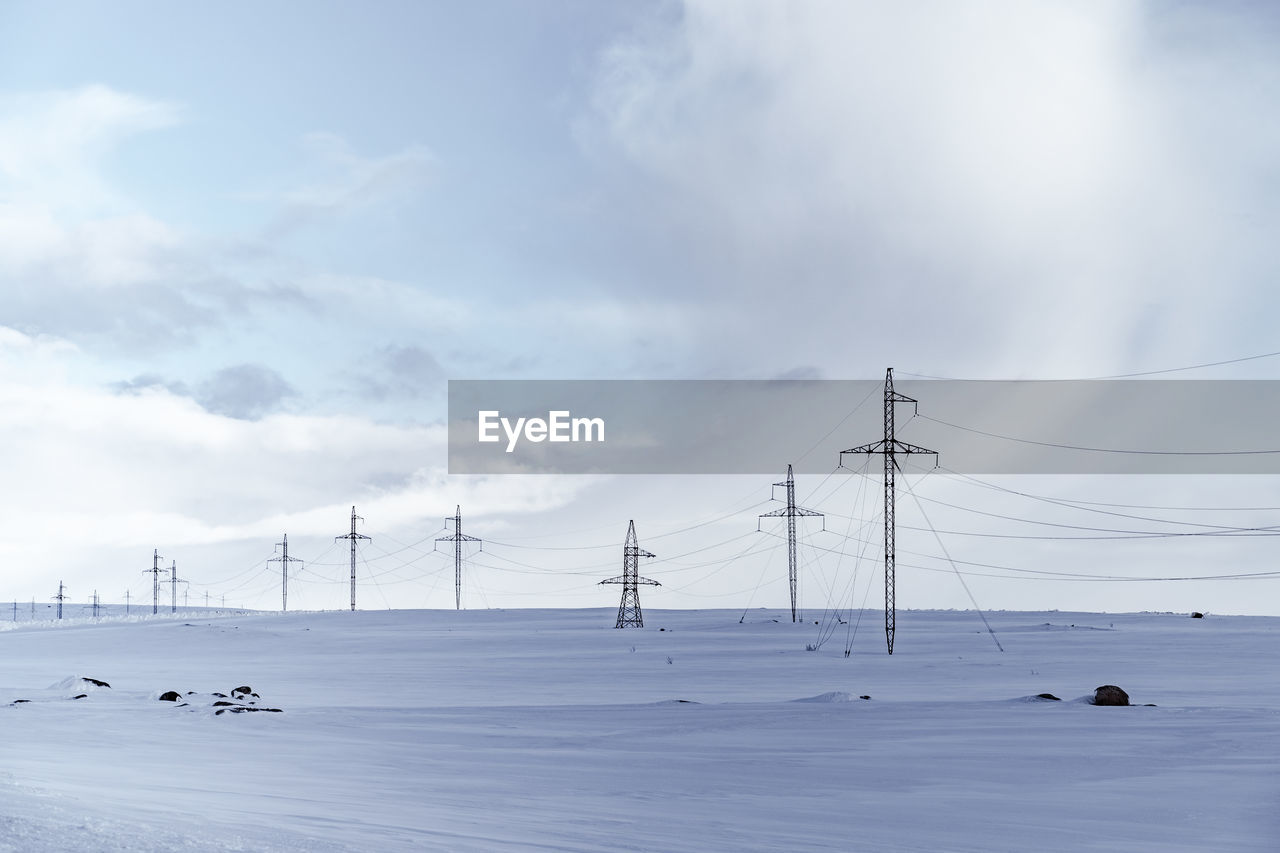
2 607 1277 851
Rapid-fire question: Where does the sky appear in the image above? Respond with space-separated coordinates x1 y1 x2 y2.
2 0 1280 616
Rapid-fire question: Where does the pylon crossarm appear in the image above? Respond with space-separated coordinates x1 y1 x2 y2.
891 439 937 456
840 440 888 456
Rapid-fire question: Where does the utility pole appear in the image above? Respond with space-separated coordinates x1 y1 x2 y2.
12 600 17 622
54 581 67 620
840 368 937 654
268 533 303 612
125 589 131 616
335 507 370 611
144 549 164 615
759 464 824 623
436 505 481 610
599 520 659 628
92 590 100 619
204 590 209 608
167 560 187 614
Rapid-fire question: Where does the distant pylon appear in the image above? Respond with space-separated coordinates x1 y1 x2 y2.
268 533 303 612
759 464 824 623
92 590 100 619
436 505 482 610
599 520 659 628
335 507 370 611
166 560 188 614
144 550 165 615
840 368 937 654
54 580 67 620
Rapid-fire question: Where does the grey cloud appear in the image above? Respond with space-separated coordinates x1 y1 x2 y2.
196 364 296 420
110 372 190 397
352 344 445 403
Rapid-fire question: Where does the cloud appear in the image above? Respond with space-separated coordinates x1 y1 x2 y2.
195 364 297 420
0 86 306 354
259 133 437 239
111 373 190 397
0 84 180 214
582 2 1280 378
0 341 591 605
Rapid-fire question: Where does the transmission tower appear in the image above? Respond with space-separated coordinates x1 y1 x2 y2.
54 581 67 620
124 588 131 616
840 368 937 654
599 520 659 628
92 590 100 619
144 549 164 615
268 533 304 612
436 505 482 610
166 560 188 614
335 506 370 611
759 464 825 623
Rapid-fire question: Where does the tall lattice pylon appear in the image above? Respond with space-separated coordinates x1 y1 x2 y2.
759 464 824 623
599 520 659 628
144 549 165 615
268 533 303 612
335 507 370 611
840 368 937 654
436 506 482 610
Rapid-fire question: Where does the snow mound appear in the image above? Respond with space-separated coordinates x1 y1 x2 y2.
792 691 862 703
47 676 111 694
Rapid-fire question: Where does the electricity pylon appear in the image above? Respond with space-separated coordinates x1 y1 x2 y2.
335 507 370 611
144 549 165 615
759 464 824 623
600 520 659 628
54 581 67 620
436 505 481 610
167 560 188 614
268 533 303 612
840 368 937 654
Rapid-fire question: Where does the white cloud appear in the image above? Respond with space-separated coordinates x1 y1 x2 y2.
0 331 591 604
0 84 180 214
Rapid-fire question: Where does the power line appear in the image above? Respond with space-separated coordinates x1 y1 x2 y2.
920 413 1280 456
900 348 1280 381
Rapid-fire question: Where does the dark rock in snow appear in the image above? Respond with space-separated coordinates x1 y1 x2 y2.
1191 612 1205 618
158 690 182 702
71 694 88 700
231 685 254 697
1036 693 1062 701
81 677 111 688
11 699 31 704
859 695 871 700
1092 685 1130 706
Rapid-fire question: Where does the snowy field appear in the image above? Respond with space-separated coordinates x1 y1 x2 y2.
2 607 1277 852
